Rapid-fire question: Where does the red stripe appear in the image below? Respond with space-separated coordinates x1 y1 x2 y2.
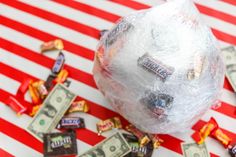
0 148 14 157
109 0 148 10
0 62 129 126
0 38 97 89
1 0 100 39
221 0 236 6
0 118 43 153
0 16 94 61
195 3 236 26
212 28 236 46
224 77 234 92
0 63 221 155
0 90 105 146
53 0 120 23
213 101 236 119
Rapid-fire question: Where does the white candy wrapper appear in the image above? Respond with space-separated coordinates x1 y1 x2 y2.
93 0 225 134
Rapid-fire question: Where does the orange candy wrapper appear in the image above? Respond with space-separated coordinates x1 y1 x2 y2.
126 124 151 147
40 39 64 53
96 117 122 135
29 104 42 117
17 78 31 95
68 100 89 113
29 80 41 105
212 128 232 148
54 69 69 84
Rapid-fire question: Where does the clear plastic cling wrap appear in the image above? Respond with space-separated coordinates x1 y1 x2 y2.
93 0 225 134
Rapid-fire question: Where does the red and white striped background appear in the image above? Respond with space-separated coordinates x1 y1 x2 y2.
0 0 235 156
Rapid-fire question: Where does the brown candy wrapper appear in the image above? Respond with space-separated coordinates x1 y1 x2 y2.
126 124 151 147
96 117 122 135
68 100 89 113
40 39 64 53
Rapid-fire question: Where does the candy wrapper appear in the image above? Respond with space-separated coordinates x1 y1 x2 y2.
93 0 225 134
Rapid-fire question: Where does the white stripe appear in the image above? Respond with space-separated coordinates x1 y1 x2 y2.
0 132 42 157
21 0 114 29
134 0 167 6
172 130 229 156
194 0 236 17
201 14 236 37
0 25 94 74
75 0 134 17
0 103 91 152
0 74 19 95
0 4 98 51
0 48 113 111
221 89 236 106
153 147 182 157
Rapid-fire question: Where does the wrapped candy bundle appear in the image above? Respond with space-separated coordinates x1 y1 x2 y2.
93 0 225 134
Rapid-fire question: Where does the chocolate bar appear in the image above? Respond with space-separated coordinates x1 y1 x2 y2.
57 117 85 129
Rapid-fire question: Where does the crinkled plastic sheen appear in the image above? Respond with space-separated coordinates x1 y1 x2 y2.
93 0 225 134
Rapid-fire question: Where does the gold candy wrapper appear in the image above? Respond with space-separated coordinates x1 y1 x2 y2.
40 39 64 53
68 100 89 113
96 117 122 135
148 134 164 149
126 124 151 147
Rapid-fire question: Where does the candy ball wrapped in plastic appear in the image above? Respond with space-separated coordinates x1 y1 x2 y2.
93 0 225 134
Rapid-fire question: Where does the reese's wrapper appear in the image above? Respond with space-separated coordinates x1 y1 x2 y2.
126 124 151 147
40 39 64 53
43 130 77 157
96 117 122 135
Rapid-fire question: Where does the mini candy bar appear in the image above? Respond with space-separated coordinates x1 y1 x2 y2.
126 124 151 147
54 69 68 84
191 117 218 144
148 134 164 149
68 100 89 113
38 82 48 99
96 117 122 135
56 117 85 129
45 75 56 90
17 78 31 94
212 128 232 148
5 96 27 116
123 134 154 157
187 54 205 80
52 52 65 74
43 130 77 157
138 53 174 82
228 144 236 157
199 117 218 141
99 29 108 38
29 104 42 117
29 80 41 105
40 39 64 53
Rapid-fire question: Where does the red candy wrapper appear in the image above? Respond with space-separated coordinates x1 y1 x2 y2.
5 96 27 116
212 128 232 148
29 80 41 105
17 78 32 95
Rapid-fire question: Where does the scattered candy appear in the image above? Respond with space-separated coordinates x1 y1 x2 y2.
45 75 56 91
228 144 236 157
54 69 68 84
29 80 41 105
96 117 122 135
5 96 27 116
212 128 232 148
40 39 64 53
56 117 85 129
126 124 151 147
148 134 164 149
43 130 77 157
29 104 42 117
52 51 65 74
68 100 89 113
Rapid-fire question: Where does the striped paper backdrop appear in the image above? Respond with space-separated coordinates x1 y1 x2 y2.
0 0 235 156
